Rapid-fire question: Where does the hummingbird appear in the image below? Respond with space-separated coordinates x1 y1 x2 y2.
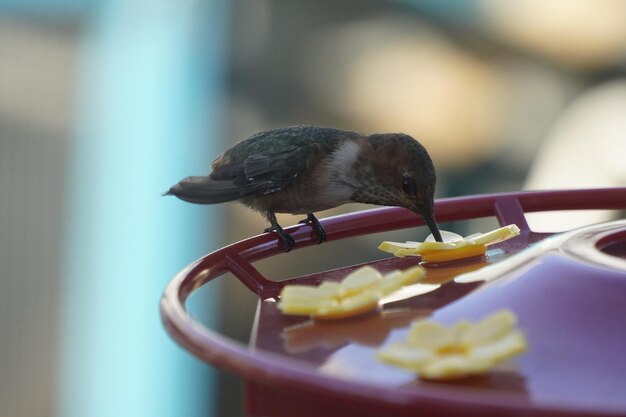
165 125 443 251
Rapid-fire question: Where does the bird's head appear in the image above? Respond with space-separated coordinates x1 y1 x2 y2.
350 133 443 242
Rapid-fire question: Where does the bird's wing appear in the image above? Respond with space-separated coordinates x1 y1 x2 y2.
166 145 314 204
217 145 312 192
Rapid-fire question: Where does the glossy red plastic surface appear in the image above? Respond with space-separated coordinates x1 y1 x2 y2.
160 188 626 417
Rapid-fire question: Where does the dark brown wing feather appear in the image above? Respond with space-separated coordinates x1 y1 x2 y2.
165 146 314 204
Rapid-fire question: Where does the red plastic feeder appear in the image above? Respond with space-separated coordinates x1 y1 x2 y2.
161 189 626 417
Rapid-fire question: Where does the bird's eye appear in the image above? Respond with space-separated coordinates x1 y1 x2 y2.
402 175 417 195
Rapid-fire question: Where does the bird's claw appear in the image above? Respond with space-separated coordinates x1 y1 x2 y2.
299 214 327 244
264 226 295 252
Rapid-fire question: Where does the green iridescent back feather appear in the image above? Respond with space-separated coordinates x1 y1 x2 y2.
220 126 361 164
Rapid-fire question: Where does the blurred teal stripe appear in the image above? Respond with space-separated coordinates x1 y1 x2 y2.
59 1 228 416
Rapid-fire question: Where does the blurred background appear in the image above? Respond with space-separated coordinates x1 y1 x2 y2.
1 1 625 416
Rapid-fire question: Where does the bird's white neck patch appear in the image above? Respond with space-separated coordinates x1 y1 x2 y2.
312 140 361 207
331 140 360 168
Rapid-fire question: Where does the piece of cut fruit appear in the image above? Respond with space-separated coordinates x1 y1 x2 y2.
379 224 520 263
377 309 528 380
339 266 383 296
277 265 425 319
419 243 487 263
467 224 521 246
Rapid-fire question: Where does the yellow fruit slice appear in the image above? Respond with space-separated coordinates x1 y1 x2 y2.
468 330 527 364
376 343 434 371
277 265 426 319
379 224 520 263
378 266 425 295
376 309 528 380
467 224 521 246
407 320 457 349
378 241 456 256
419 243 487 263
459 309 517 345
339 266 382 296
279 284 339 302
316 290 381 320
278 298 339 315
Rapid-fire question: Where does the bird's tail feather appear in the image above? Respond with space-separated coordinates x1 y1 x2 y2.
164 176 245 204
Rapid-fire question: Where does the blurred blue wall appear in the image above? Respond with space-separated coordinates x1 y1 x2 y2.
58 1 228 416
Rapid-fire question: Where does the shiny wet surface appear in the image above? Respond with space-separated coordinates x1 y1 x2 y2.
252 222 626 413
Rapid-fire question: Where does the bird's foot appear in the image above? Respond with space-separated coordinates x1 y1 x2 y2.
264 225 295 252
299 213 327 244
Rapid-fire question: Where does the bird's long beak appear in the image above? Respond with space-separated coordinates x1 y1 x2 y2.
420 209 443 242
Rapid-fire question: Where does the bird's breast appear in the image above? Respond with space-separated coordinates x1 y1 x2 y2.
240 140 361 215
241 182 353 215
